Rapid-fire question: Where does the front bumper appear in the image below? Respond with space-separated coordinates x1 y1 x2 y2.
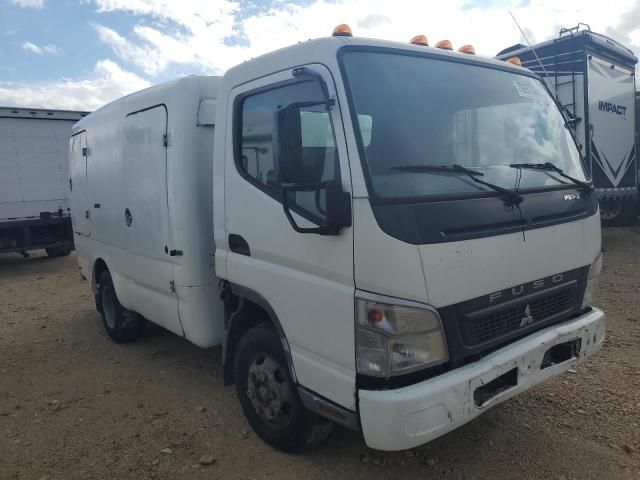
358 307 605 451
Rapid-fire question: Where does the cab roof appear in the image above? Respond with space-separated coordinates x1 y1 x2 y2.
224 35 531 87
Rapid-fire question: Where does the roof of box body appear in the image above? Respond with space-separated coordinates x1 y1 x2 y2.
73 75 222 132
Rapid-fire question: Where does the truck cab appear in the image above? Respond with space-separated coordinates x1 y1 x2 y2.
73 28 605 452
213 31 604 450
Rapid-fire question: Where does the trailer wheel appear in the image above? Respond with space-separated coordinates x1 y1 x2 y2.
45 247 72 258
98 271 144 343
233 324 332 452
601 199 638 227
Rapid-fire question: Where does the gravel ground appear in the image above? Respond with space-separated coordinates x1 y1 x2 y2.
1 228 639 480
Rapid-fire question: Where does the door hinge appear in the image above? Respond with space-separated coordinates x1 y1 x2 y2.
162 134 170 147
169 280 175 293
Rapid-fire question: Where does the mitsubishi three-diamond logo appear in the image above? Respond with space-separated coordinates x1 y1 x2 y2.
520 304 534 327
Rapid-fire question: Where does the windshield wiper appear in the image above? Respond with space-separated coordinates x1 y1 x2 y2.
509 162 593 192
392 164 524 206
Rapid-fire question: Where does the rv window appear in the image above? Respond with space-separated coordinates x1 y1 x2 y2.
237 81 340 224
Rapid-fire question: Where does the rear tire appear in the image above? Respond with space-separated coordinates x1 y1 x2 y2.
98 271 144 343
233 324 332 452
45 247 72 258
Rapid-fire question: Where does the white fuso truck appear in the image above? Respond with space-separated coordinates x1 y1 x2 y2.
71 30 605 452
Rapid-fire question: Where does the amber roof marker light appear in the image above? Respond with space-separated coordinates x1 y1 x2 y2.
409 34 429 46
458 44 476 54
506 56 522 66
435 39 453 50
332 24 353 37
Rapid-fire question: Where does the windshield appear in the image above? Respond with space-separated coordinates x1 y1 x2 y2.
342 50 587 201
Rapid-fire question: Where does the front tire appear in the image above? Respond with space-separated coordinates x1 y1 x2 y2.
98 271 144 343
233 324 332 452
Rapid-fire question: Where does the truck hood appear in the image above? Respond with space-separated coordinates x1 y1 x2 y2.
354 198 601 308
417 214 601 307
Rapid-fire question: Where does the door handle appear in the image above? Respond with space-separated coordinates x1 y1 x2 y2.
228 234 250 256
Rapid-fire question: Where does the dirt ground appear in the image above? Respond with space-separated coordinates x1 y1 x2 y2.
1 228 639 480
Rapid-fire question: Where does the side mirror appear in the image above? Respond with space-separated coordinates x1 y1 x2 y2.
274 104 303 183
274 99 335 184
273 81 347 235
282 180 351 235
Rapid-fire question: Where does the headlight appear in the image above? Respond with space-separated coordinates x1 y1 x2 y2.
355 293 448 377
582 251 602 309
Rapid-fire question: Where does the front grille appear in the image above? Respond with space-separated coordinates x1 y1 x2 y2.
461 284 579 346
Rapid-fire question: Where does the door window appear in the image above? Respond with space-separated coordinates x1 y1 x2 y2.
237 80 339 223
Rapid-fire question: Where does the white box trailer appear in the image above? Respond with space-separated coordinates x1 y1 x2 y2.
72 29 605 452
0 107 88 256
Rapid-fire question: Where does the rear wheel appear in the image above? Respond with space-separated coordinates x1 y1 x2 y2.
45 247 72 257
233 324 332 452
98 271 144 343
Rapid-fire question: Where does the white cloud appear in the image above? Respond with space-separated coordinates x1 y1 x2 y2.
85 0 640 78
22 41 60 55
0 59 150 110
3 0 639 113
87 0 243 75
9 0 45 8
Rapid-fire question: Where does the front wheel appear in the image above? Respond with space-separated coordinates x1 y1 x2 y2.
98 271 144 343
233 324 332 452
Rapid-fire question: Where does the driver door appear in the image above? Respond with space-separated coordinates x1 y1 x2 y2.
223 65 356 410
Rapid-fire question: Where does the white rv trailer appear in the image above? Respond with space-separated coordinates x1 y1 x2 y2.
0 107 88 256
72 29 605 452
497 25 639 225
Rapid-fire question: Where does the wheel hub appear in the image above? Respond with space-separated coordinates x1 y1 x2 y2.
246 354 292 427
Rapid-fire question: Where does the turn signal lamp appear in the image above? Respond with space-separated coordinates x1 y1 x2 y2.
368 307 384 326
458 44 476 54
332 24 353 37
435 39 453 50
410 34 429 46
506 56 522 66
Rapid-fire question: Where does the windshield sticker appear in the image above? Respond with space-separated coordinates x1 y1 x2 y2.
513 79 539 98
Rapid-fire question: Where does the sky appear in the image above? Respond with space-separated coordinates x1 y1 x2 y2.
0 0 639 111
